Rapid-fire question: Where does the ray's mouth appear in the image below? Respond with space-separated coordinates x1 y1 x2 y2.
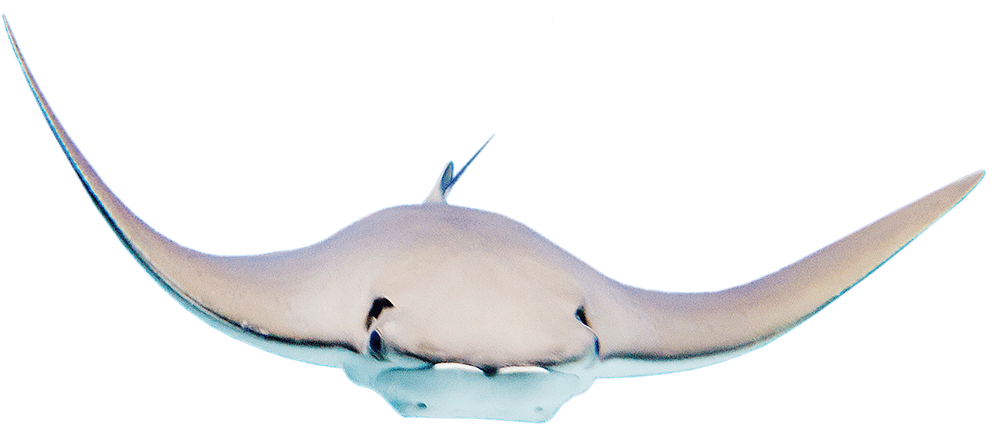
431 362 550 377
365 360 591 422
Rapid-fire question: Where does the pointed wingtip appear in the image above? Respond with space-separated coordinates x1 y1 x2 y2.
945 169 985 206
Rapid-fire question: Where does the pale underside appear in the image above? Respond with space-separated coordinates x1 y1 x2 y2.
5 16 984 423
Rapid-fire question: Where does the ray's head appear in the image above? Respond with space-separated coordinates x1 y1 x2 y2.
331 138 602 421
354 203 601 370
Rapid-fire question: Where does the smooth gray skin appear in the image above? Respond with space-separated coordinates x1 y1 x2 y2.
6 16 985 423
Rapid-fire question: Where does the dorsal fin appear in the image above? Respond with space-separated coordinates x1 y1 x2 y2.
424 135 493 204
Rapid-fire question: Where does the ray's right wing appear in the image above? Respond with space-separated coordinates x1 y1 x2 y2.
5 16 364 367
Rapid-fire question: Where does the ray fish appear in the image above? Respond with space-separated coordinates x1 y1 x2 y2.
5 16 984 423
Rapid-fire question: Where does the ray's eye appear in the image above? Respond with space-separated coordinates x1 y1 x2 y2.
369 330 386 361
366 297 394 329
575 306 590 327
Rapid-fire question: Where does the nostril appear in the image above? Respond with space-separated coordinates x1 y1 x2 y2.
369 329 385 361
